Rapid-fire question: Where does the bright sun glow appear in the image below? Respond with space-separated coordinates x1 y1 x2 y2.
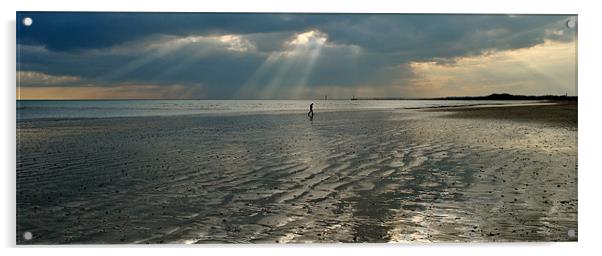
288 30 328 46
404 40 577 97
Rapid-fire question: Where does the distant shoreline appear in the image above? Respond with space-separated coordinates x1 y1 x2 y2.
354 93 578 101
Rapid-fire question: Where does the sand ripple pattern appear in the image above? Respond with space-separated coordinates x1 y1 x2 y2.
17 110 577 243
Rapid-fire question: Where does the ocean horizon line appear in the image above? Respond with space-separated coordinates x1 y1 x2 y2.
15 94 578 101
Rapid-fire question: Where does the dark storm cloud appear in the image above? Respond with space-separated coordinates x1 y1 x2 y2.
321 15 565 55
18 13 572 53
17 12 333 51
16 13 576 99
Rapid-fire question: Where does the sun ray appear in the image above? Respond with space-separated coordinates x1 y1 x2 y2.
237 30 328 99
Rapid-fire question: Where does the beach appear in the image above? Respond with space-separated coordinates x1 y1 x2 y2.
16 101 577 244
427 102 577 126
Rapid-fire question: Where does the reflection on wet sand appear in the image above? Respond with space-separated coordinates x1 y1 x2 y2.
16 104 577 244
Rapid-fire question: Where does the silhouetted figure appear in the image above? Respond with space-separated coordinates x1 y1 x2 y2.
308 103 314 118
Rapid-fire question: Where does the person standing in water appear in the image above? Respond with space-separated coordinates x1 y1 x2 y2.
308 103 314 117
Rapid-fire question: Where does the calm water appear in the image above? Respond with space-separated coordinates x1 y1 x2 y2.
17 100 524 121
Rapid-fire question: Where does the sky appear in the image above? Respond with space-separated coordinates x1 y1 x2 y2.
16 13 577 100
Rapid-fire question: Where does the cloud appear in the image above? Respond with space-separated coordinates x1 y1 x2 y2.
16 12 326 51
16 13 578 99
17 71 81 87
403 40 577 97
18 84 203 100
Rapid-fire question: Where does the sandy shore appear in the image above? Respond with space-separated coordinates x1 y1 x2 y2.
426 102 577 128
17 103 577 244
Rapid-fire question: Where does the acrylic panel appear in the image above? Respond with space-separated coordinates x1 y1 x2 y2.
16 12 578 244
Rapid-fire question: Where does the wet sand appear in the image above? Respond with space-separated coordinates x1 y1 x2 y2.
16 103 577 244
427 102 577 127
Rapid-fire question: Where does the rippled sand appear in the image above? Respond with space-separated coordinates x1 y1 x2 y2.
16 103 577 244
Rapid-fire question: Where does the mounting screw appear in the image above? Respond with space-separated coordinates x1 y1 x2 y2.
22 17 33 27
23 231 33 240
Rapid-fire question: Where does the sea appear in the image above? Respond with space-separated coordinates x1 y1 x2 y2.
16 100 525 121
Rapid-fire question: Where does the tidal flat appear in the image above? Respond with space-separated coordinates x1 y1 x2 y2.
16 102 577 244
